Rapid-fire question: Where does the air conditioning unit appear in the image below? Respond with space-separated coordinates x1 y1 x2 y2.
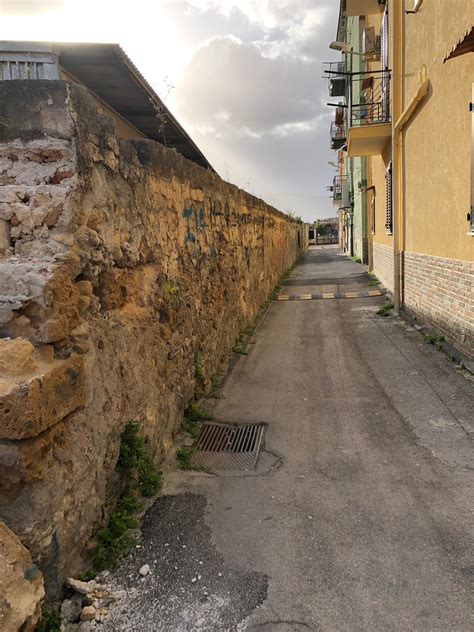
363 27 380 60
329 77 346 97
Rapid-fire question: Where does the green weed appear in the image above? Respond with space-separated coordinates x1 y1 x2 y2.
210 371 225 394
164 283 179 296
87 422 162 573
270 285 282 300
92 499 138 571
36 606 60 632
242 324 256 336
368 277 380 286
186 403 213 422
352 256 362 264
176 446 198 470
183 404 213 439
424 332 444 350
194 352 206 388
78 570 97 582
233 344 248 355
117 422 162 498
377 301 394 317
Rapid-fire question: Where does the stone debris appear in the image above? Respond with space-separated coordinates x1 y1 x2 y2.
67 578 97 595
139 564 151 576
80 606 96 621
61 596 83 624
57 576 121 629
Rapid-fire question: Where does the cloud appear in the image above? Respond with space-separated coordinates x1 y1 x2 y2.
185 0 330 31
0 0 64 15
173 35 320 133
167 0 341 221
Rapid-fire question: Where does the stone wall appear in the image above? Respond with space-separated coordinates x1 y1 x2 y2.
404 251 473 358
0 81 306 595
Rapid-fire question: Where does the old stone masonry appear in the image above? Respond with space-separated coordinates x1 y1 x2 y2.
0 79 306 627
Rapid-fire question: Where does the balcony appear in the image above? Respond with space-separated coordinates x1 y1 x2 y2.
323 61 346 76
347 71 391 156
329 175 348 202
345 0 385 16
330 122 346 150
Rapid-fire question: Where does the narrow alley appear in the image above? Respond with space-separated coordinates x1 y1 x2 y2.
103 247 474 632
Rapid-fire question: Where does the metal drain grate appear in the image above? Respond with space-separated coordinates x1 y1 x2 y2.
192 423 265 471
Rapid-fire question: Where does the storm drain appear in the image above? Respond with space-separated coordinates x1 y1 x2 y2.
192 423 265 470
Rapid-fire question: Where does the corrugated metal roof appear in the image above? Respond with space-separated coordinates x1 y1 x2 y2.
56 42 214 171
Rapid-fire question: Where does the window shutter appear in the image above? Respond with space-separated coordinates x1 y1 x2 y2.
385 162 393 234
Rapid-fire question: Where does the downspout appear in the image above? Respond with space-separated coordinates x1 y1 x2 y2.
391 0 404 314
393 71 430 312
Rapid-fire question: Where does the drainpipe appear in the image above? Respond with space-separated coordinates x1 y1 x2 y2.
393 73 430 312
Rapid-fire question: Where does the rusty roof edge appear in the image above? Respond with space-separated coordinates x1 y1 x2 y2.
443 25 474 62
113 44 216 172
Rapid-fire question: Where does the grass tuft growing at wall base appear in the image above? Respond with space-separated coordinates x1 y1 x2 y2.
424 332 444 350
83 422 163 575
377 301 394 317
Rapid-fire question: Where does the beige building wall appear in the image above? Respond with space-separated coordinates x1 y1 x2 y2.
401 0 473 356
403 0 474 260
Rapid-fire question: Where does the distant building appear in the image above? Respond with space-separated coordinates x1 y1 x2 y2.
307 218 339 246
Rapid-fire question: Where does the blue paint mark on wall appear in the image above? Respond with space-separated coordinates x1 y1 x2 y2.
183 205 206 245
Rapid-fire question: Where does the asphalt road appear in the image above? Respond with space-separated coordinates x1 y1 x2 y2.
105 246 474 632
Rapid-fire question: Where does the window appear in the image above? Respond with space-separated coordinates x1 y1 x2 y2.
385 161 393 234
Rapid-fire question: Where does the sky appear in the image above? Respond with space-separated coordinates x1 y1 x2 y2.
0 0 341 221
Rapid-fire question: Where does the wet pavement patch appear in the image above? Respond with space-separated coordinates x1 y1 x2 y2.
102 493 268 631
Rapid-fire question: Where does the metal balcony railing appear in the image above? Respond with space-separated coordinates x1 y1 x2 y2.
350 70 391 126
330 175 348 201
330 122 346 150
323 61 346 76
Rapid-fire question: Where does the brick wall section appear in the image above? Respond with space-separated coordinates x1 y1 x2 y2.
373 242 394 293
0 81 307 594
404 251 473 358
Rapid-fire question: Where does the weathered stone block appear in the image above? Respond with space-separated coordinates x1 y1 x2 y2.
0 338 37 376
0 355 85 440
0 522 44 632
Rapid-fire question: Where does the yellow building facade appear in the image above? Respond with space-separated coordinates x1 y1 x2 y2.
333 0 474 358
